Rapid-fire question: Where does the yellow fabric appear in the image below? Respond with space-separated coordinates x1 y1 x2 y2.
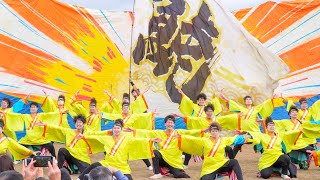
44 125 92 164
130 94 148 114
310 100 320 122
102 112 154 130
185 114 239 130
2 112 25 140
179 95 222 117
273 119 316 150
42 95 79 118
180 135 236 177
228 99 273 132
110 98 122 114
100 101 113 113
250 131 301 170
134 129 202 169
18 113 60 145
86 135 153 174
0 136 33 160
286 100 312 121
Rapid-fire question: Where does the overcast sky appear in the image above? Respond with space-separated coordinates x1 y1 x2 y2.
59 0 282 11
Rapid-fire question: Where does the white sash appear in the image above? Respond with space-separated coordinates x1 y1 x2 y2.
163 130 176 150
267 135 277 149
293 121 301 131
245 107 254 120
87 114 96 126
69 133 82 148
197 106 204 117
29 114 39 130
110 136 125 156
208 138 221 157
0 137 7 144
123 115 131 124
301 110 308 121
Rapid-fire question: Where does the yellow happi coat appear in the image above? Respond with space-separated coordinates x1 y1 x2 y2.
134 129 203 169
180 95 222 118
285 99 320 122
184 114 240 130
273 119 316 150
41 95 80 128
110 94 149 114
18 112 61 145
43 125 109 164
1 99 26 140
71 104 102 132
86 135 153 174
250 131 302 171
180 135 246 177
227 99 274 132
0 135 33 160
102 112 155 130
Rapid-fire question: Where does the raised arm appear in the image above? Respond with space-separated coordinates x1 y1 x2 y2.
178 88 195 116
179 135 204 156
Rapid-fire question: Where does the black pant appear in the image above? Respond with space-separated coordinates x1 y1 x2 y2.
42 142 56 157
152 150 189 178
260 154 290 179
294 145 314 153
183 146 234 166
143 159 151 167
57 148 89 173
78 162 133 180
201 159 243 180
233 144 243 157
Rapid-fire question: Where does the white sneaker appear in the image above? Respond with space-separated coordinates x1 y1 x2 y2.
182 154 185 159
148 166 153 171
13 160 20 165
149 174 163 179
184 165 188 169
281 174 291 179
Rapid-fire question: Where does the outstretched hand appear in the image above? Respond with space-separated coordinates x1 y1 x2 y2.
152 138 162 143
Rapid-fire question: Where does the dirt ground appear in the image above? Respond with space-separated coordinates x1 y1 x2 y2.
14 144 319 180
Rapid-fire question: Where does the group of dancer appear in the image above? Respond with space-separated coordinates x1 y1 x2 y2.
1 80 320 180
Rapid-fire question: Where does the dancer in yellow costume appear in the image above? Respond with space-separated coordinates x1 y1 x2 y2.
9 102 60 157
126 115 204 179
41 90 82 128
177 88 222 118
0 96 28 140
103 80 149 114
311 140 320 167
102 102 155 130
250 117 303 179
218 93 275 156
102 101 155 170
0 119 34 161
273 106 316 170
38 114 110 173
78 119 158 180
174 103 240 167
71 98 102 132
180 122 247 180
282 96 320 121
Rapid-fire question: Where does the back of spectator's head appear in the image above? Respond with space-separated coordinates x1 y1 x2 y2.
0 170 22 180
87 166 113 180
0 155 14 173
60 168 72 180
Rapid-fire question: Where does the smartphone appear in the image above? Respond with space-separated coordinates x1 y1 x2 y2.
34 156 53 167
24 158 32 166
